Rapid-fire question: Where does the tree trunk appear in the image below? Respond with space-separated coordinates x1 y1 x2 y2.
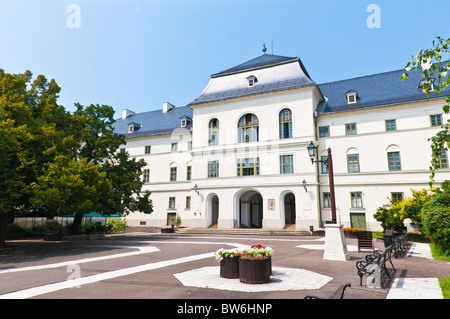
0 213 14 248
69 212 84 235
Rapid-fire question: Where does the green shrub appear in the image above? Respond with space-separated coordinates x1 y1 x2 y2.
422 206 450 256
105 218 127 233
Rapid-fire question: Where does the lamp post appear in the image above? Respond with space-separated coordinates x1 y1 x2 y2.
307 142 336 223
307 141 349 261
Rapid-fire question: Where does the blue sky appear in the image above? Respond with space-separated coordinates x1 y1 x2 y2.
0 0 449 116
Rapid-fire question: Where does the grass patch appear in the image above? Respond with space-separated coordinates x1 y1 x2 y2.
429 242 450 299
438 276 450 299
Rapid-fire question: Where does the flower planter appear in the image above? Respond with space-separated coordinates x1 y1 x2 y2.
161 226 174 233
239 256 271 284
220 256 240 279
344 231 358 239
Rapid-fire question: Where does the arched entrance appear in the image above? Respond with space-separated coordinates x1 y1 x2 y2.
283 192 296 228
206 194 219 227
235 189 263 228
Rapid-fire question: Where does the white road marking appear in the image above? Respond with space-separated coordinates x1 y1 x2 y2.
0 241 245 299
0 252 214 299
0 246 160 274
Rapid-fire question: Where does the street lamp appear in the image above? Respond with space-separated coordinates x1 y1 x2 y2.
307 141 336 224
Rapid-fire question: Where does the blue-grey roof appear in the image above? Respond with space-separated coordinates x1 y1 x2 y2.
317 67 450 114
211 54 306 77
190 77 315 106
189 54 315 106
113 106 193 138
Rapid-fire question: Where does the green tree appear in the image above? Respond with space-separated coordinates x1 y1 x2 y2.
65 103 152 234
421 181 450 255
101 150 153 216
31 156 111 222
0 70 152 244
400 36 450 186
0 70 68 247
373 189 430 232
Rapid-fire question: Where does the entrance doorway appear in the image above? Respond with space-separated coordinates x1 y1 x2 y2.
207 194 219 227
284 192 296 228
236 190 263 228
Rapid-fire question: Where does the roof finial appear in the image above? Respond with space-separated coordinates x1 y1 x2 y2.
262 43 267 55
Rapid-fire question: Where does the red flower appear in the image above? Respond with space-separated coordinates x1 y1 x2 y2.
251 244 265 249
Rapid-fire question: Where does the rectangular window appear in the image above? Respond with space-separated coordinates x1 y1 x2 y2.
345 123 357 135
186 166 192 180
391 192 404 203
145 145 151 154
143 169 150 183
319 126 329 138
280 155 293 174
323 192 330 208
440 149 449 168
237 158 260 176
186 196 191 209
321 156 328 174
168 197 176 209
347 154 360 173
387 152 401 171
430 114 442 126
351 192 363 208
170 167 177 181
208 161 219 178
385 119 397 131
171 142 178 152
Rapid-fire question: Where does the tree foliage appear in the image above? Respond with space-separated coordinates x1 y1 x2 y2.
400 36 450 186
0 70 152 245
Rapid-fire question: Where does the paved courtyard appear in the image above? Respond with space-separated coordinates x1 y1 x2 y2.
0 229 448 304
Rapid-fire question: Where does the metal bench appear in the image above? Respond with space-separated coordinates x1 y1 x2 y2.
393 234 412 258
357 231 375 252
356 246 394 287
304 283 351 299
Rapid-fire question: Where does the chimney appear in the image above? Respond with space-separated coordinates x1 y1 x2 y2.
122 109 135 119
163 102 175 113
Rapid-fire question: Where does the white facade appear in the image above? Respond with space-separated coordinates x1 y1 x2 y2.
116 52 450 231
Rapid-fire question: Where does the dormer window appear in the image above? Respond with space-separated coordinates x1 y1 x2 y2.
345 90 358 104
246 75 258 87
180 116 192 128
419 78 435 92
128 122 141 133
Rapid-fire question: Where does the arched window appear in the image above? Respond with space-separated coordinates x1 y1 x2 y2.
279 108 292 139
208 118 219 145
238 114 259 143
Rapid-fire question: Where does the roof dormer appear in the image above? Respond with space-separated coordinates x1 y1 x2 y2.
345 90 358 104
180 115 192 128
418 78 435 92
246 75 258 87
127 122 141 133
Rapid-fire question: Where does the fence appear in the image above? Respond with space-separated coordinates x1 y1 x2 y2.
14 216 124 229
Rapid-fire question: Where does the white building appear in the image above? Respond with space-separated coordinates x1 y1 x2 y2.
113 49 450 231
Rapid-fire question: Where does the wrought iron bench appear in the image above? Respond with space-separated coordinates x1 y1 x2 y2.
356 246 394 287
393 234 412 258
304 283 351 299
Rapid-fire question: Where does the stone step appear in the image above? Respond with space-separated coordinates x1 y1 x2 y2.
176 227 312 236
